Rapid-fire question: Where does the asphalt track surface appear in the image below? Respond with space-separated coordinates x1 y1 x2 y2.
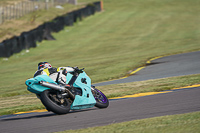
1 51 200 133
94 51 200 86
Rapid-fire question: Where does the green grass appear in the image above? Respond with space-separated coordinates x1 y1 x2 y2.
98 74 200 98
56 111 200 133
0 0 199 98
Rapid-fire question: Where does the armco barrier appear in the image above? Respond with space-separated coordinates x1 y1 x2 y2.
0 2 101 58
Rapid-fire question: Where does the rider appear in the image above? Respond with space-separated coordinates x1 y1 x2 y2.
34 62 68 85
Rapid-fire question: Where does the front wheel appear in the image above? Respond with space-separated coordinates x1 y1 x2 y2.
40 90 71 115
91 87 109 108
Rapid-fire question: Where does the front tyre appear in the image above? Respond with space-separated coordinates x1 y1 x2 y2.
40 90 71 115
91 87 109 108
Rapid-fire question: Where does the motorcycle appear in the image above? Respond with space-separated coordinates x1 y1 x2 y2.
25 67 109 115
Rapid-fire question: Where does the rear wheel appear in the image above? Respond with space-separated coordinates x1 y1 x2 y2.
91 87 109 108
40 90 71 115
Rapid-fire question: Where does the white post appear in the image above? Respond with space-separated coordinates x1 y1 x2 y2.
74 0 77 5
46 0 49 10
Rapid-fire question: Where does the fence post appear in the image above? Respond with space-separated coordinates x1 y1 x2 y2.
101 0 104 11
25 1 27 14
45 0 49 10
68 0 77 5
0 7 1 24
2 7 4 24
17 3 19 18
20 2 22 17
17 3 19 19
5 6 7 20
15 4 17 19
9 5 11 20
51 0 54 7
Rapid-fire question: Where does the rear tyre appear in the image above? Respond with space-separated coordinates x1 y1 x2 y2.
91 87 109 108
40 90 71 115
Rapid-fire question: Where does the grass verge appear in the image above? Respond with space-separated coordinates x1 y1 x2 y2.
56 111 200 133
0 74 200 116
97 74 200 98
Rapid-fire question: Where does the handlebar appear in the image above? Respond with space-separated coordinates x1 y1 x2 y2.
72 66 84 74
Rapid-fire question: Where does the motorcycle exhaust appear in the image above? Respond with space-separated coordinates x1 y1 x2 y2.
39 81 75 100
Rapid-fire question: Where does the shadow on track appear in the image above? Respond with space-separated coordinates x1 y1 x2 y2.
1 108 98 121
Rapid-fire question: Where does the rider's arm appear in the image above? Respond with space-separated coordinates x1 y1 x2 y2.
33 70 43 77
33 67 57 77
57 67 74 73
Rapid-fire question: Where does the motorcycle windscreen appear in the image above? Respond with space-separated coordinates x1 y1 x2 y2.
70 72 96 110
25 75 57 94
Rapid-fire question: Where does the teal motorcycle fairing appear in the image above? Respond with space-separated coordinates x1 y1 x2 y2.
25 75 56 94
68 72 96 110
25 71 96 110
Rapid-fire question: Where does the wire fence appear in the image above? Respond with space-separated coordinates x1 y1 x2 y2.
0 0 77 24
